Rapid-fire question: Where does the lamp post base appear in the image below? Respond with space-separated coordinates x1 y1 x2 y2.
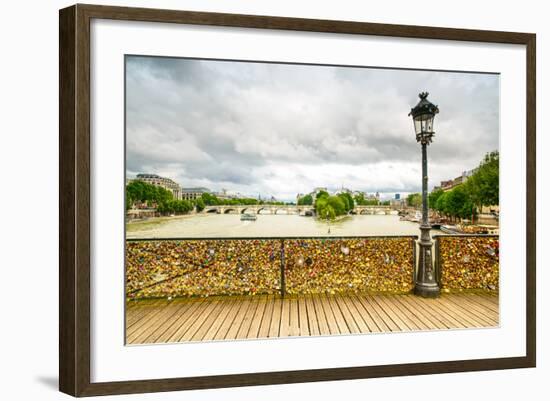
415 225 441 298
414 282 440 298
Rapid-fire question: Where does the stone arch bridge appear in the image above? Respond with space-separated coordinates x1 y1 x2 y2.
204 205 314 215
203 204 400 216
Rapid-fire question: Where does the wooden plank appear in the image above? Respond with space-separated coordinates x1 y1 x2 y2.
168 298 216 342
139 301 196 344
372 295 413 331
127 302 174 340
289 298 300 337
247 296 269 339
189 299 229 341
434 296 486 328
304 294 320 336
236 298 260 339
225 298 252 340
334 296 361 334
212 297 244 341
198 298 235 341
468 294 500 312
445 295 498 326
467 293 499 311
127 300 189 344
155 298 205 343
268 297 282 338
389 295 434 330
126 298 159 312
326 295 351 334
258 295 275 339
279 297 291 337
298 296 310 336
359 295 400 332
348 295 381 332
413 297 468 329
444 295 498 327
125 293 501 345
477 293 500 305
126 299 165 328
126 302 171 339
397 295 447 330
316 294 340 335
387 295 428 330
311 294 331 335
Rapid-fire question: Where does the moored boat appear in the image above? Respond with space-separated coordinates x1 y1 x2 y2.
440 224 461 234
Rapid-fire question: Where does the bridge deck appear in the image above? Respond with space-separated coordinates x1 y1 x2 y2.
125 293 499 345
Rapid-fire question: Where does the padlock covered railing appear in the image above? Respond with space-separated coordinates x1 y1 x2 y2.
434 235 499 291
126 236 417 299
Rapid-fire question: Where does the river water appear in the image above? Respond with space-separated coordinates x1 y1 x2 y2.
126 214 442 239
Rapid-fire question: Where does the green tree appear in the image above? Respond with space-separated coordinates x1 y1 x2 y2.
428 188 444 210
464 151 499 214
406 193 422 208
338 192 355 211
201 192 220 206
316 195 346 219
126 180 173 208
316 190 329 200
297 194 313 205
195 198 205 212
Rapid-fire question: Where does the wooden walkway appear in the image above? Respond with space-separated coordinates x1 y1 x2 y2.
126 293 499 345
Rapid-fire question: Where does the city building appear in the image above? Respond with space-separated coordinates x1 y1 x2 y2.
437 168 478 192
213 188 235 201
134 173 182 199
335 186 353 195
181 187 211 201
390 198 406 208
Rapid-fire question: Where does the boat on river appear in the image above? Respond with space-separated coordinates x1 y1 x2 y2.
240 213 257 221
440 225 461 234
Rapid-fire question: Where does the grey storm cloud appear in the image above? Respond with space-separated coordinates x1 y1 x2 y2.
125 56 499 201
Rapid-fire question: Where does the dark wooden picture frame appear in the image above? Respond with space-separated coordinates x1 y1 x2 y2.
59 3 536 397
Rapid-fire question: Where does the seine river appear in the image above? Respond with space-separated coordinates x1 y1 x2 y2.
126 214 442 239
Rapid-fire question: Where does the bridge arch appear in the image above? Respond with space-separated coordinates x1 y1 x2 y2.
205 208 218 214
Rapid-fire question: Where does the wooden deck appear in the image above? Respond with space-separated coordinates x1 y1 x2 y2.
125 293 499 345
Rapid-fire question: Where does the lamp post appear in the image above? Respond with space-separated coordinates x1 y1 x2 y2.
409 92 440 298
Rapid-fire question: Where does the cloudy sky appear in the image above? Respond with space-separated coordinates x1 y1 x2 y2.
126 56 499 201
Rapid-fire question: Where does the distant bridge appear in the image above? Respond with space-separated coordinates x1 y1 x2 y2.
350 205 399 215
203 205 314 215
203 204 401 215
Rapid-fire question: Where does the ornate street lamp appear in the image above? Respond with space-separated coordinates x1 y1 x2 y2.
409 92 440 298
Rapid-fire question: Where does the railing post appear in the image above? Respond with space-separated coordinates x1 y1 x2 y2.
434 236 441 287
412 236 417 286
280 239 286 298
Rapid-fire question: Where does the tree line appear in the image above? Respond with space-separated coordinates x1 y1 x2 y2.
126 180 196 215
408 151 499 221
126 180 295 216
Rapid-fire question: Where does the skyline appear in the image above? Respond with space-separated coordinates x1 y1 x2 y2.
126 56 499 202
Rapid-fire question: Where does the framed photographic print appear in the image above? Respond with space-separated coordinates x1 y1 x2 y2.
59 4 536 397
